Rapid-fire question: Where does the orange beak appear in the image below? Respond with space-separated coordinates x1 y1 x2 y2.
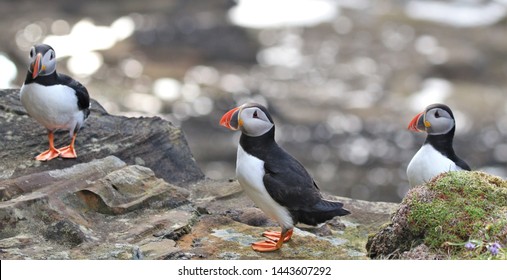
32 53 42 79
220 106 241 130
408 111 426 132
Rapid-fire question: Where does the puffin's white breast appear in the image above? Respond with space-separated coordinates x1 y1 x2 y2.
236 145 294 230
20 83 84 134
407 144 462 187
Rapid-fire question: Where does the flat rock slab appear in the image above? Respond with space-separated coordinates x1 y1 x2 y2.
0 158 399 259
0 156 196 260
175 180 399 260
0 88 204 186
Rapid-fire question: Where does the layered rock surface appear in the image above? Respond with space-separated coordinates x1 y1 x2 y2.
0 158 397 259
0 89 397 259
0 89 204 185
0 156 193 259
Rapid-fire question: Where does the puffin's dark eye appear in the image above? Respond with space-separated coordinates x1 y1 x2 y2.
435 111 440 118
30 48 34 58
50 52 55 60
253 110 259 118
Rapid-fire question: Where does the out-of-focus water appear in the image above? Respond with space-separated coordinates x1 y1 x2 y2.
2 0 507 202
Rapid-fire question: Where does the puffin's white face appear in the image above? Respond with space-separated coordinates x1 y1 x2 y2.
29 44 57 79
238 106 274 137
408 104 455 135
220 103 274 137
423 107 454 135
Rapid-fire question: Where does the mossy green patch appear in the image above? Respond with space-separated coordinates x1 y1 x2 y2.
406 171 507 259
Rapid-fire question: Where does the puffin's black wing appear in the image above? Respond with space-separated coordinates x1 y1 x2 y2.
57 73 90 115
454 157 471 171
263 145 350 225
262 146 320 208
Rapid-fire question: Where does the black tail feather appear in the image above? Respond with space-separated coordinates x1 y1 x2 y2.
292 199 350 226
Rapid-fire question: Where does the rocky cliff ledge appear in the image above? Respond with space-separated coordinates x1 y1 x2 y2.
0 88 397 259
0 89 204 185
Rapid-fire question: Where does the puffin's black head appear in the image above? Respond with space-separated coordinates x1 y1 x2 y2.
220 102 274 137
408 103 455 136
28 44 57 79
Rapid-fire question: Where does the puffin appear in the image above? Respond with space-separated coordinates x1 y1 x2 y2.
20 44 90 161
406 103 470 187
220 103 350 252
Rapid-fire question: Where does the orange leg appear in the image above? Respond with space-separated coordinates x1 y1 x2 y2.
251 228 293 252
58 132 78 158
35 131 60 161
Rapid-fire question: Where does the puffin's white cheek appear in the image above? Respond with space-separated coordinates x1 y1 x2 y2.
425 117 454 135
243 121 273 137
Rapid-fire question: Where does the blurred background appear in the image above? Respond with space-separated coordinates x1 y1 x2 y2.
1 0 507 202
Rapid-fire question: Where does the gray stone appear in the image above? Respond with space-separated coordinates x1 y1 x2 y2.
170 179 399 260
139 239 180 260
0 89 204 186
43 219 86 247
0 156 195 259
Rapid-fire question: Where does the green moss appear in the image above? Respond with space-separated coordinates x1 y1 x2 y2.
406 171 507 259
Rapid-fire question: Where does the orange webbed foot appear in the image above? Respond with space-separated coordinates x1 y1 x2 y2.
35 148 60 161
58 145 77 158
251 240 282 252
35 131 60 161
251 229 293 252
262 229 293 242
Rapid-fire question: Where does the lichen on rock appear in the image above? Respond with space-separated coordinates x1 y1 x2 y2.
367 171 507 259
